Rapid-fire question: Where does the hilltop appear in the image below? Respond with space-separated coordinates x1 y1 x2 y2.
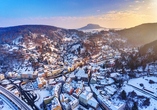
78 24 104 30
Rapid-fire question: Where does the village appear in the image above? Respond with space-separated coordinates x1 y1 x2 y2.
0 30 157 110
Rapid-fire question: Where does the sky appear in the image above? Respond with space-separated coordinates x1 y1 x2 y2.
0 0 156 29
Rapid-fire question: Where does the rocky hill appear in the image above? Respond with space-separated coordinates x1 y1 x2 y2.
78 24 103 30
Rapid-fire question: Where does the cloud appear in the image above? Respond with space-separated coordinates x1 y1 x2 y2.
129 5 133 7
107 11 116 14
134 6 141 10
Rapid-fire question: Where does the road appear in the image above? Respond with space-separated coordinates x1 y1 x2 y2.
0 85 32 110
8 79 39 110
88 69 106 110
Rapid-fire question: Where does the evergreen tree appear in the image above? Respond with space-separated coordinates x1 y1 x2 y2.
120 90 126 100
132 102 138 110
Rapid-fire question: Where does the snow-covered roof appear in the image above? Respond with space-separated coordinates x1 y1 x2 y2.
87 97 98 108
110 72 120 78
75 69 88 78
79 90 93 100
100 78 114 85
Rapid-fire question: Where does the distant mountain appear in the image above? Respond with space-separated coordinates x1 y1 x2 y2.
116 23 157 46
78 24 103 30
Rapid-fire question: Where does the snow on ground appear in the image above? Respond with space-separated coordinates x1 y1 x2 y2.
1 79 11 85
123 84 157 110
0 94 18 110
128 76 157 96
66 53 78 66
81 28 109 33
142 98 157 110
63 37 73 41
111 83 157 110
34 89 51 108
73 104 102 110
8 46 19 52
2 44 10 49
17 66 34 74
12 36 23 45
71 44 80 51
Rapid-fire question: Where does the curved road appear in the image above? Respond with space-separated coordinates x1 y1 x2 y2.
0 85 32 110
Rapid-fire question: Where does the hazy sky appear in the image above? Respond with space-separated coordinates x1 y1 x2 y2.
0 0 156 29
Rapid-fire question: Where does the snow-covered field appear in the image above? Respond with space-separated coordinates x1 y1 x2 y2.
111 82 157 110
128 76 157 96
34 89 51 108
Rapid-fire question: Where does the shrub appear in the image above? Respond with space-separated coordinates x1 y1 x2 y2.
143 98 150 106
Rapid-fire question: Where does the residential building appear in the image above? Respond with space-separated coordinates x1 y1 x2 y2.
69 96 79 110
79 90 93 106
51 97 61 110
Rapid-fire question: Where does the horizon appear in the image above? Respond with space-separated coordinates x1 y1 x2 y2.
0 0 157 29
1 22 157 30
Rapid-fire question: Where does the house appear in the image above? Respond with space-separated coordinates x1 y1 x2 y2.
7 72 13 78
79 90 93 106
60 93 70 103
66 77 72 83
69 96 79 110
73 82 83 98
62 102 70 110
63 83 73 95
54 83 62 97
69 73 76 80
97 95 125 110
87 97 99 109
100 78 114 85
110 72 121 80
14 90 20 96
43 95 54 105
104 85 117 96
37 77 47 88
56 76 66 83
90 77 97 84
0 74 5 81
33 70 38 78
49 79 57 85
60 93 70 110
20 71 35 79
51 97 61 110
75 69 88 82
84 86 91 92
52 69 63 76
60 93 79 110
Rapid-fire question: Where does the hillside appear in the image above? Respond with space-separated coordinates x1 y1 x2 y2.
116 23 157 45
0 25 86 72
139 39 157 55
0 25 59 44
0 25 86 44
78 24 103 30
